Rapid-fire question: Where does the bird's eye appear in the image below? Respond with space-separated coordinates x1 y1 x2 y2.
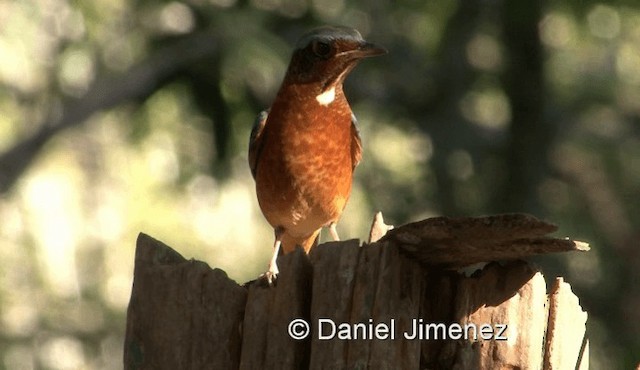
312 41 332 58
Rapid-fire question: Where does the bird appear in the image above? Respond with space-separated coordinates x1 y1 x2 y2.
249 25 386 284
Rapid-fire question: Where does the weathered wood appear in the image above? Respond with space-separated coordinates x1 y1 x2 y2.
240 248 312 370
124 233 247 370
368 241 423 370
369 211 394 243
237 279 273 369
308 240 361 369
383 213 589 268
345 237 385 368
544 277 589 370
125 214 590 369
448 261 548 369
418 270 457 368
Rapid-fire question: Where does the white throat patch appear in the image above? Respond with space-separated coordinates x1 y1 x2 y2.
315 86 336 106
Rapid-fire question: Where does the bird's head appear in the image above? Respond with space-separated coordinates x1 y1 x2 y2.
283 26 386 93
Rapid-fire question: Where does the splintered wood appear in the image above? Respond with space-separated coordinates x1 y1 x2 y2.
124 234 246 370
125 213 590 370
380 213 589 268
545 278 589 370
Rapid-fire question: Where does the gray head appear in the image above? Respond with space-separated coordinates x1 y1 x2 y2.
295 26 365 50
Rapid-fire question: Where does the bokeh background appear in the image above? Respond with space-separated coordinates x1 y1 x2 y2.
0 0 638 368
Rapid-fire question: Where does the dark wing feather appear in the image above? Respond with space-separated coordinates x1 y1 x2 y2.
350 113 363 169
248 110 269 179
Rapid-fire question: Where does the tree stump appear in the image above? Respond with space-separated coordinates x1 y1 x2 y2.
124 213 589 369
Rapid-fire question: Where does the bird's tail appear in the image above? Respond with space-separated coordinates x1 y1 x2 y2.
280 229 321 254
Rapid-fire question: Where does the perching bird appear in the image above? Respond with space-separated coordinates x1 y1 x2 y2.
249 26 386 283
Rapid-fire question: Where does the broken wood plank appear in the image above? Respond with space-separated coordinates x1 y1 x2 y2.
369 211 394 243
367 241 423 370
308 239 361 370
124 233 247 370
240 248 313 370
344 241 384 369
544 277 589 370
125 213 590 369
382 213 589 268
448 261 548 369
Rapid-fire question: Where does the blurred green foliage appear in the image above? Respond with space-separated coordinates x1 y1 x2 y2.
0 0 639 368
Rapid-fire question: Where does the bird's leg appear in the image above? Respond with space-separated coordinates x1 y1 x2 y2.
264 227 283 285
329 222 340 241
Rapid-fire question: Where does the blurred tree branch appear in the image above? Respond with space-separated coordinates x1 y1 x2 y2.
429 0 482 215
0 31 220 193
499 0 549 213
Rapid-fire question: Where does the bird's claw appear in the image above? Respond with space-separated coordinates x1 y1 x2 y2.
260 263 279 285
263 271 278 285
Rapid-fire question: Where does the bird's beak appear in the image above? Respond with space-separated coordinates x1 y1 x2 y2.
355 42 387 58
339 42 387 59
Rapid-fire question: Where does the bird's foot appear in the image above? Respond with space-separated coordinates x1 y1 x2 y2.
261 261 279 285
260 244 280 286
259 229 282 285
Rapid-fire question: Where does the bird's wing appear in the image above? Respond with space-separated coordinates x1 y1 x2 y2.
351 113 363 169
249 109 269 179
